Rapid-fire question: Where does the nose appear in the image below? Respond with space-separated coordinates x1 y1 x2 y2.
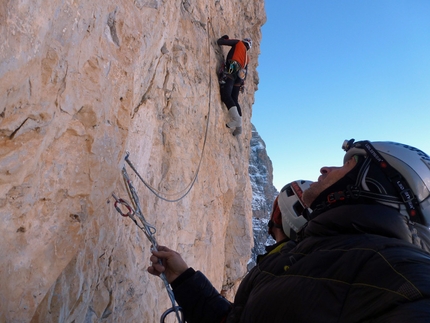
320 166 337 174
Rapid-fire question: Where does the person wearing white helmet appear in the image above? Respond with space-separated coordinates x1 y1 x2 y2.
148 139 430 322
147 179 314 322
302 139 430 250
217 35 252 136
277 180 313 240
261 180 312 262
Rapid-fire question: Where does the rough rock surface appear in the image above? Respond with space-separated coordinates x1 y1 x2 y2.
249 124 278 269
249 124 278 220
0 1 266 322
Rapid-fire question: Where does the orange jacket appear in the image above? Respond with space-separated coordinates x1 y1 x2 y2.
217 38 249 69
230 41 248 69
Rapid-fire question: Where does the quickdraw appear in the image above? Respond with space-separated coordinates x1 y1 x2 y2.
112 153 184 323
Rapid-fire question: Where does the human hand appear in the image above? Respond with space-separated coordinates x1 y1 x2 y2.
148 245 189 284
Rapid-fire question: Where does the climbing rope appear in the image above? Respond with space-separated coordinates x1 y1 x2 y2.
128 18 213 203
112 166 184 323
111 18 215 322
112 18 218 323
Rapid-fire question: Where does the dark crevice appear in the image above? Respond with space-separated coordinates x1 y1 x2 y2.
107 10 120 47
9 117 29 140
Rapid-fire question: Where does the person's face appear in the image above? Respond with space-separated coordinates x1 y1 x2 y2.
302 156 358 207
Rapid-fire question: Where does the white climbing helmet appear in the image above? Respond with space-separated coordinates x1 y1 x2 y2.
243 38 252 50
342 139 430 226
278 180 313 239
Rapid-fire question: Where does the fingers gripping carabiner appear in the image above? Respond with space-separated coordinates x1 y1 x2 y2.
112 194 134 217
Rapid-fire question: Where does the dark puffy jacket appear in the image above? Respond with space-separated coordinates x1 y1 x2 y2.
172 204 430 323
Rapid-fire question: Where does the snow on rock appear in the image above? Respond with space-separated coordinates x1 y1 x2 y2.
248 124 278 269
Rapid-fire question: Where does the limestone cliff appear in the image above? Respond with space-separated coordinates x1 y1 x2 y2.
0 1 266 322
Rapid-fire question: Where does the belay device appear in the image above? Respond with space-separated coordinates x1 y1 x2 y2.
112 152 184 323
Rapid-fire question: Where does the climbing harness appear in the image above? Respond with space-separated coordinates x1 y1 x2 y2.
112 155 184 323
227 60 241 74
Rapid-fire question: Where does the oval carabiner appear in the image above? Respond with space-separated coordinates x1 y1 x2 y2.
112 194 134 217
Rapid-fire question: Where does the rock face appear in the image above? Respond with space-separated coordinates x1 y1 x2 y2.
0 1 266 322
249 124 278 220
249 124 278 269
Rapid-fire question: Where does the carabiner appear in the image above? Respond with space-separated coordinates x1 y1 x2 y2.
112 194 134 217
160 306 184 323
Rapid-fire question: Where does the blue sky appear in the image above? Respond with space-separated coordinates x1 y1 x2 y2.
252 0 430 191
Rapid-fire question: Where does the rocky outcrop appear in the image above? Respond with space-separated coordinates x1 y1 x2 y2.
0 1 266 322
249 124 278 219
249 124 278 269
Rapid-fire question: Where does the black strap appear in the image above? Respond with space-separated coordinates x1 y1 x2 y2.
268 220 282 229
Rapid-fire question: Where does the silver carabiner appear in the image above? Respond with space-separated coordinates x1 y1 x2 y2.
160 306 184 323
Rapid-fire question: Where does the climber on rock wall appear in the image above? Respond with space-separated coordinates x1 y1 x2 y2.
148 138 430 323
217 35 252 136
